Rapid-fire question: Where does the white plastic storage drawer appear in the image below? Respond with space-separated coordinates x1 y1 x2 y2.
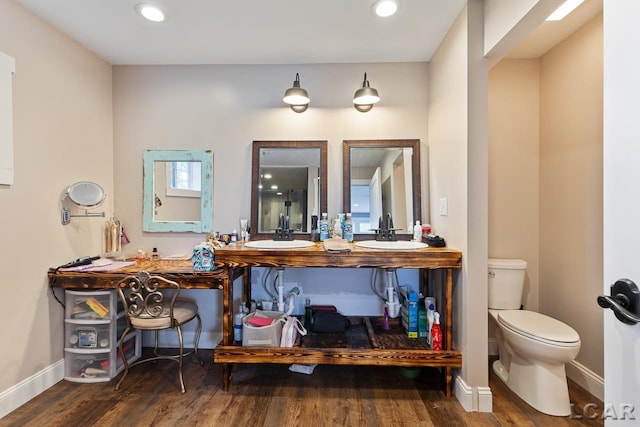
64 320 112 349
64 331 141 383
64 349 112 382
63 289 141 383
65 290 115 320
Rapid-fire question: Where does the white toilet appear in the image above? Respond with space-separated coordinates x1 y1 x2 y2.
488 258 581 416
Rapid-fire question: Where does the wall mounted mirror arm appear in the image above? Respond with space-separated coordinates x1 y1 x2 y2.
251 140 327 240
61 181 106 225
342 139 421 241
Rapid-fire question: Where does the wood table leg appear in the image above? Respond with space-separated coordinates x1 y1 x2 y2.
222 363 231 392
221 267 234 389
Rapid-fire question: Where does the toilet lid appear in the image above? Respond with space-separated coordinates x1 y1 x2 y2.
497 310 580 344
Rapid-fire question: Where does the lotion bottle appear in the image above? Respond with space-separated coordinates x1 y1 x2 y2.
413 220 422 241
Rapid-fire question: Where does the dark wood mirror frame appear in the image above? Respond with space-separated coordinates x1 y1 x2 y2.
251 140 328 240
342 139 421 241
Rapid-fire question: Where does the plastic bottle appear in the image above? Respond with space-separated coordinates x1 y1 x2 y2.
382 306 390 330
413 220 422 241
304 298 312 330
343 213 354 242
234 304 244 343
426 305 435 345
319 212 329 241
431 312 442 350
332 215 343 238
311 215 319 242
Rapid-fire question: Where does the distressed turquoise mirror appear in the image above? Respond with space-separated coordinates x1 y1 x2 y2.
143 150 213 233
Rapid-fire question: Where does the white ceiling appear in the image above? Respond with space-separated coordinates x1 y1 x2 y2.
15 0 602 66
15 0 468 65
507 0 602 58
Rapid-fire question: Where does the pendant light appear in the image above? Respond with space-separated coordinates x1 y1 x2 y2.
353 73 380 112
282 73 310 113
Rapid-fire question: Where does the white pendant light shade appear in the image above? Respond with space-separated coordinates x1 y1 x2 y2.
283 73 310 113
353 73 380 112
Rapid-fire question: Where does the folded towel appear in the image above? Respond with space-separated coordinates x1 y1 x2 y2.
322 237 351 253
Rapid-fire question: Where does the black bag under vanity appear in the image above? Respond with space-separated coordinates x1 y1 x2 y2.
311 311 351 333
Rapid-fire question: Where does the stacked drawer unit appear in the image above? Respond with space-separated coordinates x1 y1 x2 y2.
64 290 141 383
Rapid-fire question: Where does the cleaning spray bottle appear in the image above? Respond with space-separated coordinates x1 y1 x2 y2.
234 303 245 343
431 311 442 350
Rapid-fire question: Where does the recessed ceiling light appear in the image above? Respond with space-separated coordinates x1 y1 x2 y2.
546 0 584 21
372 0 401 18
136 4 166 22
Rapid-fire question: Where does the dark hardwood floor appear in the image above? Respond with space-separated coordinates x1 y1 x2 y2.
2 350 603 426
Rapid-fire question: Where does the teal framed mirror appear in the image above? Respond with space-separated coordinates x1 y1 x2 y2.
143 150 213 233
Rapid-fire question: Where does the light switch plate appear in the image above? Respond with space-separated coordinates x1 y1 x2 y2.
439 197 448 216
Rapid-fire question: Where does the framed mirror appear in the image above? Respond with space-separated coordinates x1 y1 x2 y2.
251 140 327 239
143 150 213 233
342 139 421 240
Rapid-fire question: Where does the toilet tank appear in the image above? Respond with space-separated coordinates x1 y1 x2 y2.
488 258 527 309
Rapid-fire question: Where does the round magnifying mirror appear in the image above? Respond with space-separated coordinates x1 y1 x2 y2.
67 181 106 208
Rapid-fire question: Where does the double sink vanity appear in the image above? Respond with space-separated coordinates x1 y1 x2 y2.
48 138 463 395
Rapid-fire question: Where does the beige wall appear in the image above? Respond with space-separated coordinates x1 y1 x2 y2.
489 59 540 312
540 15 603 377
488 14 603 383
0 0 113 395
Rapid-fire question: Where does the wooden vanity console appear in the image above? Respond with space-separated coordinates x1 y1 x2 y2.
213 242 462 396
48 246 462 396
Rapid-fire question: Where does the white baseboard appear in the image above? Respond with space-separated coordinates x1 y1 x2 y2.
477 386 493 412
455 375 492 412
454 375 474 411
566 359 604 401
0 359 64 419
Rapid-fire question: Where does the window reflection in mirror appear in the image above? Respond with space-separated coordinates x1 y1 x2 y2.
251 141 327 239
143 150 213 233
153 161 202 222
343 140 421 239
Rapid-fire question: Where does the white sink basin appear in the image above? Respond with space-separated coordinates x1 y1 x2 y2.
355 240 428 250
243 240 315 249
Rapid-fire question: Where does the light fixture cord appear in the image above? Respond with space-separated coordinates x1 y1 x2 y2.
362 72 370 88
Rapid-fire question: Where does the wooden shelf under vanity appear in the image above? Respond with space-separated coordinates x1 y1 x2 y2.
214 242 463 396
215 316 462 368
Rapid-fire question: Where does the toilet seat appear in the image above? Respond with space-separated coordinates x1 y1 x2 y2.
497 310 580 347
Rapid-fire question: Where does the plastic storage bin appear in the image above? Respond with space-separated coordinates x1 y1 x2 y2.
64 290 141 383
242 311 285 347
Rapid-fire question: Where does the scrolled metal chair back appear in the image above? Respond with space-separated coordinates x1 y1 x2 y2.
117 271 181 325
